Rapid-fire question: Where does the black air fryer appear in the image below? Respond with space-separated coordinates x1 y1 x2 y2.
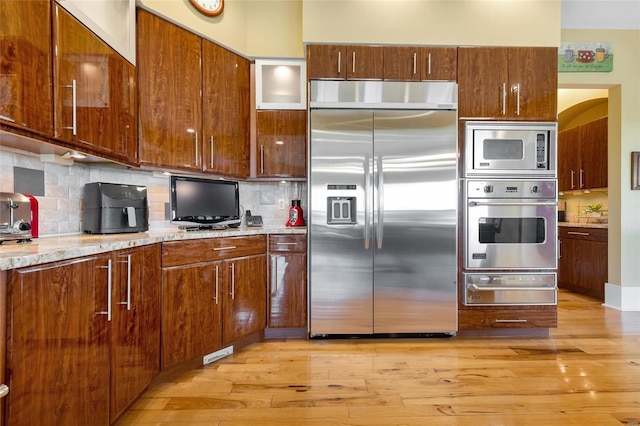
83 183 149 234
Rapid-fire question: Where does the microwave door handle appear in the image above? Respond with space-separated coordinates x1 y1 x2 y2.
468 201 558 207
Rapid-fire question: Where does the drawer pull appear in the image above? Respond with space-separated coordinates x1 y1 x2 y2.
467 284 557 292
0 384 9 399
495 319 528 323
567 231 590 236
276 242 298 246
213 246 237 251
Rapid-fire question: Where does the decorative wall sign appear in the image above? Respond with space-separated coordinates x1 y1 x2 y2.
558 42 613 72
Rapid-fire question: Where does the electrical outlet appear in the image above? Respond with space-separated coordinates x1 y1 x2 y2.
278 199 285 210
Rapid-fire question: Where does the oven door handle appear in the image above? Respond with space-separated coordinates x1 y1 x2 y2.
467 283 558 292
468 201 557 207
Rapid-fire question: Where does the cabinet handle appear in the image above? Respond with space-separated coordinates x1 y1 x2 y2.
260 144 265 174
96 259 112 321
558 239 562 259
413 52 417 75
271 256 278 296
62 79 77 135
570 170 575 189
213 245 237 251
0 384 8 399
194 131 199 166
427 52 432 75
117 254 132 310
352 51 356 74
501 83 506 116
579 169 584 188
214 265 219 304
0 114 15 123
231 263 236 299
276 242 298 246
567 231 590 236
515 83 521 116
495 319 528 323
210 136 215 168
337 51 341 74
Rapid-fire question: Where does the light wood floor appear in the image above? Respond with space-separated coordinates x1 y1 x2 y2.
117 291 640 425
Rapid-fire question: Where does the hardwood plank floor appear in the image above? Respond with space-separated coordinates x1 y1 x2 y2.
117 291 640 425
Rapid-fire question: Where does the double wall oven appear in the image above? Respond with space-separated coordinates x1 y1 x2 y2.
463 122 558 307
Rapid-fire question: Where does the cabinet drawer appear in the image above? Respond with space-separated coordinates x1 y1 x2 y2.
162 235 267 266
458 308 557 329
559 227 607 242
269 234 306 253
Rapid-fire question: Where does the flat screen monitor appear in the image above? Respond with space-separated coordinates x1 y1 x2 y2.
169 175 240 229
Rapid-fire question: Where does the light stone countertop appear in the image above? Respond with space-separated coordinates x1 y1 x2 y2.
0 226 306 271
558 222 608 229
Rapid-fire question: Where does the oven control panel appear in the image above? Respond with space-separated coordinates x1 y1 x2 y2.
466 179 556 199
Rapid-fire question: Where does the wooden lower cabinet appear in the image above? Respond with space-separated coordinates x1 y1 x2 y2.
558 226 608 300
5 244 161 426
268 234 307 329
161 236 267 369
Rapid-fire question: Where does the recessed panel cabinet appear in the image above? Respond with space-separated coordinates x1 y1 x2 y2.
53 4 137 163
0 0 53 136
458 47 557 120
6 244 160 426
137 10 250 177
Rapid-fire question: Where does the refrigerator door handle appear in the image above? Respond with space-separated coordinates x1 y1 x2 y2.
376 156 384 249
364 155 371 249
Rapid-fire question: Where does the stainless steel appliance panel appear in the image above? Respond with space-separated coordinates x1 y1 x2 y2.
373 110 458 333
309 109 375 335
464 121 557 177
465 179 558 270
464 273 557 306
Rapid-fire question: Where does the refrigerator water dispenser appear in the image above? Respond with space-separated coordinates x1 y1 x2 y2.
327 197 356 224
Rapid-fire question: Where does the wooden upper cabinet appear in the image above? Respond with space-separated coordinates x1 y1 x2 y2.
383 46 422 81
53 4 137 163
558 117 608 192
202 40 250 178
458 46 557 121
137 9 202 171
256 110 307 178
0 0 53 136
420 46 457 81
307 44 383 80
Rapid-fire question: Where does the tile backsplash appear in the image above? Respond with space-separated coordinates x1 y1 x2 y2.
0 148 307 236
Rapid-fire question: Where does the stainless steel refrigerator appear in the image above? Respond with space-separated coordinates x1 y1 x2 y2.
308 80 458 336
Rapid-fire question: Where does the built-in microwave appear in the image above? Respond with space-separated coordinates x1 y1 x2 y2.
464 121 557 177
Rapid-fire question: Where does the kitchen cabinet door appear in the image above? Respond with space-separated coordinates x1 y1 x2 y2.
7 255 112 426
268 235 307 328
558 126 580 192
420 46 458 81
161 261 222 369
558 227 608 301
306 44 347 80
202 40 250 177
0 0 53 136
458 47 557 120
137 9 202 171
256 110 307 178
507 47 557 121
223 254 267 345
579 117 608 189
111 244 161 421
52 4 137 163
383 46 421 81
347 45 383 80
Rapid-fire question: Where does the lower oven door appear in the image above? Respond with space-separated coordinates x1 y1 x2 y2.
464 273 557 306
465 198 557 269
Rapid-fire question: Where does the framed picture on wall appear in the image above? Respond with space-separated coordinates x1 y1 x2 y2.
633 152 640 190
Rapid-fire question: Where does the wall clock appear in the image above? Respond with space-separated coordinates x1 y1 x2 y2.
189 0 224 17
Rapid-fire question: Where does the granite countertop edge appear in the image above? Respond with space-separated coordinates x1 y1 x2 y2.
558 222 608 229
0 226 306 271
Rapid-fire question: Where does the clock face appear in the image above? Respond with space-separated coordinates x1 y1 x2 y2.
190 0 224 17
